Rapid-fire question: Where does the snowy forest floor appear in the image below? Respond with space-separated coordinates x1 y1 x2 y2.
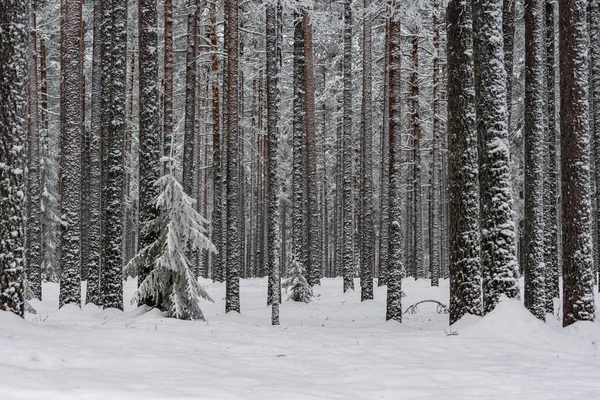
1 278 599 399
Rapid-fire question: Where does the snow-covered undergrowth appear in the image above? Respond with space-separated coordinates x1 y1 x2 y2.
1 278 599 399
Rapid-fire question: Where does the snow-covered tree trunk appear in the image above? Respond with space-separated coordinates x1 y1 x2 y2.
0 0 27 316
100 0 127 310
59 0 83 307
303 8 321 287
590 0 600 293
559 0 596 326
386 2 403 322
410 30 423 280
209 0 224 283
543 0 560 313
182 0 198 196
292 7 307 281
86 0 102 305
378 18 390 287
342 0 355 292
447 0 482 324
473 0 520 314
163 0 174 162
225 0 241 313
26 0 42 300
430 0 442 288
137 0 161 302
503 0 516 135
266 0 281 322
360 0 374 301
523 0 547 320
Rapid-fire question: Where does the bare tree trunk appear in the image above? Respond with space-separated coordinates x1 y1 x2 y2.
26 0 42 300
386 1 403 322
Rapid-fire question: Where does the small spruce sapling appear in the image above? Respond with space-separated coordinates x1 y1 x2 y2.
126 157 216 320
282 252 313 303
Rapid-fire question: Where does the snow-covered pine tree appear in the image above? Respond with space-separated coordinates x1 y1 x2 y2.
429 0 442 288
126 159 215 320
209 0 224 283
292 5 307 288
378 18 390 287
26 0 42 300
473 0 520 314
59 0 83 308
559 0 596 326
303 7 321 288
0 0 27 317
86 0 102 305
503 0 516 135
182 0 198 197
360 0 374 301
543 0 559 313
386 0 403 322
137 0 161 304
523 0 547 320
100 0 127 310
163 0 174 165
282 252 313 303
225 0 241 314
447 0 482 324
409 25 424 280
342 0 355 293
266 0 281 322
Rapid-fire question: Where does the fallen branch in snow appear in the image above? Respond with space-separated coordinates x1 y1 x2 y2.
404 300 449 315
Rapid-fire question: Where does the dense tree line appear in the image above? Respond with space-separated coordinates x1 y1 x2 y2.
0 0 596 327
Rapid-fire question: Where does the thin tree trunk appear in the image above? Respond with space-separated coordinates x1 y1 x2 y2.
360 0 374 300
26 0 42 300
225 0 241 314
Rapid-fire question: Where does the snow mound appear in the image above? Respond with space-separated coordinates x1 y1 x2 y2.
45 304 96 322
457 296 560 344
0 310 32 331
563 320 600 342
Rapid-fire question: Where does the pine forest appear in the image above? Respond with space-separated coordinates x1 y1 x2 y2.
0 0 599 398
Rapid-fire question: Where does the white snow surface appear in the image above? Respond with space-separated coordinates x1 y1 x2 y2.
1 278 599 399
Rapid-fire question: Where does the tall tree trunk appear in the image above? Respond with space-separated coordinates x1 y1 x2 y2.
430 0 441 287
183 0 198 195
410 30 423 280
210 0 224 282
303 9 321 287
360 0 374 300
473 0 520 314
447 0 482 324
590 0 600 293
342 0 355 292
292 8 307 281
266 0 281 323
26 0 42 300
523 0 547 320
503 0 516 135
137 0 161 303
560 0 596 326
163 0 174 160
100 0 127 310
0 0 27 316
59 0 83 307
225 0 241 313
86 0 102 305
386 1 403 322
378 18 390 287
